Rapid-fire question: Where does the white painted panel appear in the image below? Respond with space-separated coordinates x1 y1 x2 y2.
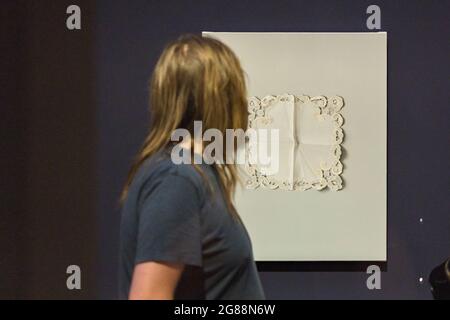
203 32 387 261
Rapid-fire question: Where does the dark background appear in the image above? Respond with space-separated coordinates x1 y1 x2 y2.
1 0 449 299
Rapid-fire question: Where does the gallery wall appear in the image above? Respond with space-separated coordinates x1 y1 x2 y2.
1 0 96 299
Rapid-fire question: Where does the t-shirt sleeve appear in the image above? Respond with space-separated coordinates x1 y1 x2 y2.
134 172 203 267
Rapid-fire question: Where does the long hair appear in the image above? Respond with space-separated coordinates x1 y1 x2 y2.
120 34 248 217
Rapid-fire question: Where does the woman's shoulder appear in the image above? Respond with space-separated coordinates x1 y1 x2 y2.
133 149 209 196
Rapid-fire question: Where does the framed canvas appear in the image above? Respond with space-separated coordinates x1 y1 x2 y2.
203 32 387 261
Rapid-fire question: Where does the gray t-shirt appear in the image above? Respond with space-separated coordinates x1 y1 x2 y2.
119 149 265 299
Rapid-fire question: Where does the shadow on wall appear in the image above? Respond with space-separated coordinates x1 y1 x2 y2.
0 0 97 299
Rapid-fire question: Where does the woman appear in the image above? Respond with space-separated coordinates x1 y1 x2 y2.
119 35 265 300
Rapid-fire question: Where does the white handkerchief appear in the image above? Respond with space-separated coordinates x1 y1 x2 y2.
245 94 345 191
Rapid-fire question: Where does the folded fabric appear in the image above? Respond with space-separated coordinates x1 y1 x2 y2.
244 93 345 191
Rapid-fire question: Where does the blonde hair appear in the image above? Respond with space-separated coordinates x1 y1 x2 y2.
121 34 248 217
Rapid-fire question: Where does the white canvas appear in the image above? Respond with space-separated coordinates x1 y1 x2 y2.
203 32 387 261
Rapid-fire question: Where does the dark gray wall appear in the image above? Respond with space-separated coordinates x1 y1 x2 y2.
95 0 450 299
1 0 96 299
